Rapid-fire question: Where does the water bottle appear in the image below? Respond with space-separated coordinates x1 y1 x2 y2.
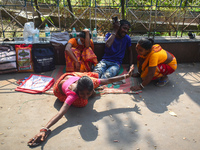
28 34 33 43
89 28 91 34
45 23 51 42
33 28 40 43
71 27 77 38
23 31 28 43
27 24 33 43
23 23 31 43
92 28 97 42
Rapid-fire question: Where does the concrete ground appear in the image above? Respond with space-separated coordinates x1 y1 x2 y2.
0 63 200 150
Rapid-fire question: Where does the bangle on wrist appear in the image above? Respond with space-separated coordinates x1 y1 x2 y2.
40 127 49 132
140 83 144 89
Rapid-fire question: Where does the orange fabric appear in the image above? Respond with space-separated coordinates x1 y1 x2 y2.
139 44 177 79
65 38 97 72
53 72 99 107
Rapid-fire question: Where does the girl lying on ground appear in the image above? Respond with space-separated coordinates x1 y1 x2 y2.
27 65 134 147
130 38 177 91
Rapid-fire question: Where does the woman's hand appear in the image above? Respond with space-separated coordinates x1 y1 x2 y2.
130 85 142 91
75 61 80 71
83 28 90 33
126 64 134 78
27 131 46 146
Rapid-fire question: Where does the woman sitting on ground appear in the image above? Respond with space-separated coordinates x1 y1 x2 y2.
28 65 134 147
65 28 98 72
130 38 177 91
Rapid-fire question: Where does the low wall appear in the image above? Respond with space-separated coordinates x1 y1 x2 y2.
94 37 200 64
2 36 200 65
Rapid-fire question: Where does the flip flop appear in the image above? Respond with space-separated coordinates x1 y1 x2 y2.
113 79 126 85
28 130 51 147
156 79 169 87
128 90 142 94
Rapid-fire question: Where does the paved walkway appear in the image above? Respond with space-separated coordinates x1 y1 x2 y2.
0 63 199 150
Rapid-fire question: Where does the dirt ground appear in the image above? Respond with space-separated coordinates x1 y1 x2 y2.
0 63 200 150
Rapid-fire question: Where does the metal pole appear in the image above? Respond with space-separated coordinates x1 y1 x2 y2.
58 0 61 31
153 0 158 39
149 0 152 37
95 0 96 30
181 0 187 37
25 0 28 22
90 0 91 30
0 8 5 38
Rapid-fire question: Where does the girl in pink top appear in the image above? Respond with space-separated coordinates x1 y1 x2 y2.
28 65 134 147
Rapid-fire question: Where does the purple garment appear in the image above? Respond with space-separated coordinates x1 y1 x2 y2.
102 33 131 65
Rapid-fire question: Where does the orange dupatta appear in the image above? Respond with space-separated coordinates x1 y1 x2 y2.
65 39 98 72
140 44 162 78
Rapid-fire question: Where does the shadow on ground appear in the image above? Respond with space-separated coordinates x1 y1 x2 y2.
39 95 141 149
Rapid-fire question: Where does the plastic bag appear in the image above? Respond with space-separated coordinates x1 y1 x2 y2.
23 22 35 43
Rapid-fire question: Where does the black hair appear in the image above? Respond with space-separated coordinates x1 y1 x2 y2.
77 76 93 92
79 31 91 39
120 20 131 27
138 38 154 50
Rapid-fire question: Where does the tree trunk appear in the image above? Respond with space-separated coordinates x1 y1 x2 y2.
67 0 74 19
121 0 125 20
34 0 43 26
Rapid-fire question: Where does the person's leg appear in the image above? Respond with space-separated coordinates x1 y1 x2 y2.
155 63 175 86
93 60 108 78
101 61 120 79
81 47 98 72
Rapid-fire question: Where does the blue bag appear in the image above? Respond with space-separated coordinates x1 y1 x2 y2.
32 47 55 73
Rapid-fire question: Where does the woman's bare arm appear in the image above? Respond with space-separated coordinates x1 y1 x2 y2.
28 103 70 146
45 102 70 129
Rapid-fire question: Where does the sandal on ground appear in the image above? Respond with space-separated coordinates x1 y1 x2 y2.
27 130 51 147
128 90 142 94
113 79 126 85
156 79 169 87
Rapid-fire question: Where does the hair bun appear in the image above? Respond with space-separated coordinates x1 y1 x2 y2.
148 38 154 45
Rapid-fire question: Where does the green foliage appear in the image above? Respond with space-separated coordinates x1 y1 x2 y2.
147 31 161 36
197 25 200 30
41 16 54 25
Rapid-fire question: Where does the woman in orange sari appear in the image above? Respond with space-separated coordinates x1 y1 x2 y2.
65 28 98 72
131 38 177 91
28 65 134 147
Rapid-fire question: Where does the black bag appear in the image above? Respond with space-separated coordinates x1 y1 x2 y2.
0 44 17 74
32 47 55 73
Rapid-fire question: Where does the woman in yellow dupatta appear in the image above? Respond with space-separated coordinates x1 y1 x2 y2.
65 28 98 72
131 38 177 91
